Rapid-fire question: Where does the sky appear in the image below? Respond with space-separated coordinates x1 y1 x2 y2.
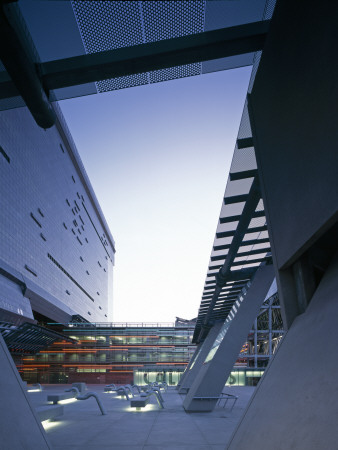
59 67 252 324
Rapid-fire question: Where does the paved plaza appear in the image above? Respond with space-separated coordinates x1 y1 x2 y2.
28 385 255 450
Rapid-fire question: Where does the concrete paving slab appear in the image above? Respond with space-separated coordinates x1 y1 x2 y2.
37 384 254 449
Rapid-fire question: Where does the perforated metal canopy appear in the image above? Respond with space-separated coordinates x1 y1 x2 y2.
0 0 274 114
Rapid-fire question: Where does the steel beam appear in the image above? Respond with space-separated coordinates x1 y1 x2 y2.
0 4 55 128
197 176 262 342
39 21 270 91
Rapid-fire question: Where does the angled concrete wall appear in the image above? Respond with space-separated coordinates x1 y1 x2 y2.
178 322 223 393
228 0 338 446
183 264 274 411
228 251 338 449
248 0 338 328
0 334 51 449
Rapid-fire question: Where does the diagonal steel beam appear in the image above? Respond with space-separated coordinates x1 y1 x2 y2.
197 175 262 342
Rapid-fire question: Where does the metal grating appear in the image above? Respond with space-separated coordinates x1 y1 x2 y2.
0 321 76 355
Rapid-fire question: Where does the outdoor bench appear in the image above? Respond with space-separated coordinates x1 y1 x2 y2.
35 405 64 422
47 391 77 404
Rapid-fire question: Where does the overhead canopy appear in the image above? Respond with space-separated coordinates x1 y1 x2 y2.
0 0 275 119
0 321 76 355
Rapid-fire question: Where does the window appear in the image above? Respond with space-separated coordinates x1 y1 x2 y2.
66 199 70 206
77 237 83 245
72 175 75 183
80 256 84 262
63 222 68 230
60 144 65 153
66 290 71 295
30 213 42 228
38 208 44 217
25 265 37 277
71 228 76 235
0 145 10 163
48 253 95 302
40 233 46 241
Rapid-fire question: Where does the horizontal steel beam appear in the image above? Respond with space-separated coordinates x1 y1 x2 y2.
229 169 258 181
216 224 267 239
237 137 254 149
39 20 270 91
213 237 270 251
220 209 265 224
211 246 271 261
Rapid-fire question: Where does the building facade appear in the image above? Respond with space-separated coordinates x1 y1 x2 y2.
19 321 196 385
0 104 115 326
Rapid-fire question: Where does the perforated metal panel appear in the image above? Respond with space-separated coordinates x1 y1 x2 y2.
72 0 205 92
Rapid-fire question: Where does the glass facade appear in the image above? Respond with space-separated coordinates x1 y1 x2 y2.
19 322 196 385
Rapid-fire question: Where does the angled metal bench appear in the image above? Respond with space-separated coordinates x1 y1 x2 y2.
130 389 164 410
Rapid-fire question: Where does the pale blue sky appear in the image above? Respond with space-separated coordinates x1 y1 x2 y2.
59 67 252 323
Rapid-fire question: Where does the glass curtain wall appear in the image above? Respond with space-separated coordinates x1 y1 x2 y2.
19 322 196 385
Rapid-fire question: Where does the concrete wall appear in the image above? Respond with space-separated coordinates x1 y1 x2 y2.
249 0 338 328
227 0 338 446
228 250 338 449
0 333 51 449
250 0 338 272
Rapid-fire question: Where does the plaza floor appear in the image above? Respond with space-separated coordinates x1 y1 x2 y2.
28 384 255 450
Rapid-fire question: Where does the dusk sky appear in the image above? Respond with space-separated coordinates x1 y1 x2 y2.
59 66 252 324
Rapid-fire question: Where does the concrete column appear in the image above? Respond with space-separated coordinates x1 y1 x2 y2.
253 318 258 368
0 334 51 449
183 264 274 411
176 343 201 390
178 321 224 394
